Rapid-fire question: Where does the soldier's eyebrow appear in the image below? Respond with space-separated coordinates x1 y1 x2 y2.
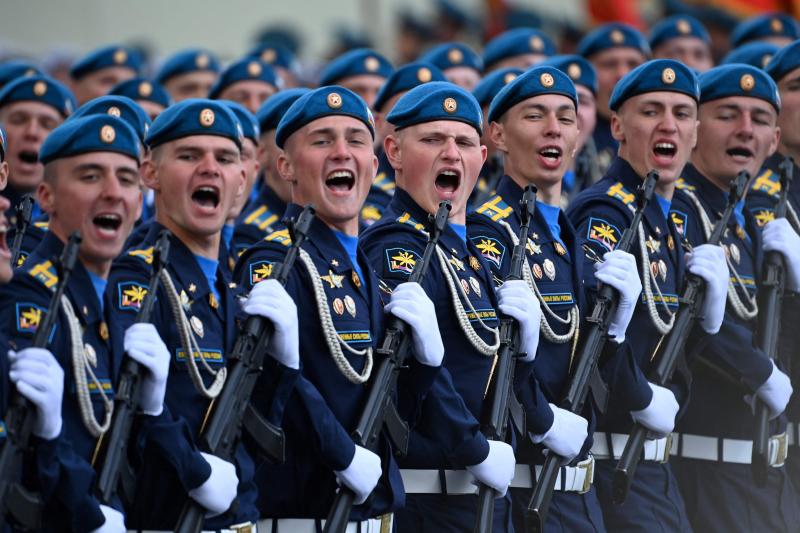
518 102 575 114
71 162 107 174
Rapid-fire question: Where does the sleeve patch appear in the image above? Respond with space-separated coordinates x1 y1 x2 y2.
669 210 688 236
128 246 154 265
752 208 775 227
249 260 274 285
385 247 420 276
118 281 149 311
470 236 506 269
16 302 45 334
476 195 513 222
751 170 781 197
265 229 291 246
586 217 622 252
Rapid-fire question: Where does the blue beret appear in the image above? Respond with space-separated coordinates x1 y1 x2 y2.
649 15 711 50
765 39 800 82
208 58 281 100
483 29 555 69
319 48 393 86
420 43 483 73
609 59 699 111
39 114 141 165
109 77 172 108
488 66 577 123
472 68 523 108
276 86 375 149
256 88 311 133
0 75 76 117
539 55 598 94
721 42 780 69
0 60 41 89
145 98 244 150
70 45 142 80
246 43 296 70
387 81 483 133
731 13 800 48
69 95 152 142
373 62 447 112
699 63 781 112
156 49 221 84
577 23 650 59
0 126 6 161
222 101 259 143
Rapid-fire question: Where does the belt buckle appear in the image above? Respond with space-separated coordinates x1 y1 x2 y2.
578 456 594 494
229 522 255 533
769 432 788 467
658 433 674 463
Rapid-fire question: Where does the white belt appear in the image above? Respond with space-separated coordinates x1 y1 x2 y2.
256 515 392 533
672 432 788 466
788 422 799 447
509 456 595 493
400 468 476 494
137 522 257 533
590 432 674 463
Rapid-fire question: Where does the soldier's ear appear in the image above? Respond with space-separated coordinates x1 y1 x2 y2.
276 151 294 184
384 134 402 171
0 161 8 191
610 112 625 143
489 120 506 153
140 158 160 191
768 124 781 158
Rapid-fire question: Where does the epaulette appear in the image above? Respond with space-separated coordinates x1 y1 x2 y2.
396 212 427 233
25 259 58 291
751 169 781 198
373 172 395 193
128 246 154 265
675 178 695 191
242 205 279 231
475 194 513 222
360 204 382 224
606 181 636 205
264 228 291 246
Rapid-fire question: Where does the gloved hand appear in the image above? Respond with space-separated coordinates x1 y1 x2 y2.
496 279 542 362
749 361 793 419
384 282 444 366
630 382 679 438
335 444 382 505
763 218 800 291
685 244 728 334
90 505 125 533
531 404 588 464
594 250 641 343
189 452 239 517
242 279 300 369
8 348 64 440
467 440 515 497
124 323 170 416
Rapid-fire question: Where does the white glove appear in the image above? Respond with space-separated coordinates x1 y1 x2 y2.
466 440 515 497
594 250 641 343
8 348 64 440
241 279 300 369
384 282 444 366
763 218 800 291
123 323 170 416
496 279 542 362
750 361 793 419
531 404 588 464
630 383 679 438
189 452 239 517
335 444 382 505
685 244 728 334
90 505 125 533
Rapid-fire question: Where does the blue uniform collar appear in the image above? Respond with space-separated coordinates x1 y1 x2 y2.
681 163 731 216
495 175 569 251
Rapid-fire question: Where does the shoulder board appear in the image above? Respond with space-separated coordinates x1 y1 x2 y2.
33 221 49 230
360 204 383 224
373 172 395 193
128 246 154 265
751 169 781 197
243 205 279 231
264 228 291 246
25 259 58 291
675 178 695 191
475 195 513 222
606 182 636 205
395 212 427 233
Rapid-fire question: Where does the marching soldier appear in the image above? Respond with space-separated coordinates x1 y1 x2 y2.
649 15 714 73
482 28 555 72
68 45 142 105
155 49 221 103
730 12 800 48
420 42 483 91
109 77 172 120
318 48 393 109
209 57 282 114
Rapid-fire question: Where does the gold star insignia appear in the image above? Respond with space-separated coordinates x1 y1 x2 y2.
188 283 197 293
645 236 661 254
209 293 219 309
448 255 465 271
320 270 345 289
331 259 339 267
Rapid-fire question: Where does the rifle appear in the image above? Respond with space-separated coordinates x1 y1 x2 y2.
525 171 658 533
473 185 535 533
10 195 34 267
322 201 451 533
95 230 171 506
752 157 794 485
174 206 315 533
0 232 81 530
612 171 749 503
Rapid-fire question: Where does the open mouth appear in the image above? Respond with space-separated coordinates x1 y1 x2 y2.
435 169 461 194
325 170 355 192
538 146 563 168
92 213 122 234
18 150 39 164
191 185 221 208
653 142 677 158
726 146 754 159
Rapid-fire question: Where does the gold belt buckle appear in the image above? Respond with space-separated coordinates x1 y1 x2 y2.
769 432 788 467
578 456 595 494
229 522 255 533
658 433 674 464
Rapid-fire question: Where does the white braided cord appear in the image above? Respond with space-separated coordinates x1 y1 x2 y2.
636 224 675 335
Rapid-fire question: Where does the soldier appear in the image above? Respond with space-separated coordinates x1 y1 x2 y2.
233 86 444 531
482 28 555 72
721 41 779 69
568 59 729 531
246 42 299 89
361 81 538 532
69 45 142 105
420 42 483 91
669 63 800 532
209 57 282 115
109 77 172 120
318 48 393 109
730 12 800 48
0 114 169 532
0 60 41 90
155 49 221 103
649 15 714 73
468 64 643 532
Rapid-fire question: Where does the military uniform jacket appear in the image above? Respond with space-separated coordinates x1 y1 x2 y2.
359 149 396 229
107 223 258 529
0 232 125 532
232 183 287 259
233 204 438 520
361 188 505 469
567 157 688 433
672 164 786 439
7 217 48 268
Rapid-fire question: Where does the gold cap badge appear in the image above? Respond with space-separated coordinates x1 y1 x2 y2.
740 74 755 91
417 67 432 82
33 80 47 96
771 18 784 33
100 125 116 143
113 48 128 65
138 81 153 97
567 63 581 80
661 67 676 84
530 36 544 51
327 92 343 109
199 108 215 126
677 19 691 34
540 72 555 88
610 29 625 44
503 72 518 84
196 53 210 69
365 56 380 72
443 97 458 113
247 61 262 77
261 48 276 63
107 106 121 117
448 47 463 64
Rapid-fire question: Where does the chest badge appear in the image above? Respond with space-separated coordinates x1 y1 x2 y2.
527 239 542 255
728 243 741 264
645 235 661 254
543 258 556 280
449 255 465 271
209 293 219 309
188 283 197 294
344 295 357 317
332 298 345 316
99 322 109 341
321 270 345 289
352 271 362 288
190 316 204 338
554 242 567 256
532 263 543 280
469 276 481 297
658 259 668 282
460 278 470 295
735 225 746 240
667 235 675 250
469 256 481 271
84 343 97 366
